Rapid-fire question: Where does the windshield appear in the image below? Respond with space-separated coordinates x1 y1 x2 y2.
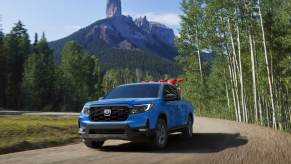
104 84 160 99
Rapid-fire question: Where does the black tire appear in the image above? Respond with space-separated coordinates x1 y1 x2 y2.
182 116 193 138
154 118 168 149
84 140 104 149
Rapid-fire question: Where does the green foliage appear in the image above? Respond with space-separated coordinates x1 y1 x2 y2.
177 0 291 130
102 68 135 93
0 31 6 106
95 48 181 78
177 0 209 116
5 21 30 109
0 21 180 112
22 34 55 111
180 55 207 115
58 41 101 111
206 55 234 119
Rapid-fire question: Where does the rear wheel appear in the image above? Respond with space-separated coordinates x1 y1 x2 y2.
84 140 104 149
182 116 193 138
154 119 168 149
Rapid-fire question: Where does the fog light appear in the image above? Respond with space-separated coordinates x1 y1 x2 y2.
79 128 85 133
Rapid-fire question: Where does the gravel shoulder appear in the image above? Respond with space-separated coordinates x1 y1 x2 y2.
0 117 290 164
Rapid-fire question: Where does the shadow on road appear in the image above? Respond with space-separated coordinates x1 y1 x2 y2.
101 133 248 153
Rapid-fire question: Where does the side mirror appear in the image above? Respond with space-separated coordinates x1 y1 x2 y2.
99 97 104 100
165 94 177 101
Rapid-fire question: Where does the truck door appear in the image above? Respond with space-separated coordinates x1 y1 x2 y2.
163 85 180 128
168 85 185 126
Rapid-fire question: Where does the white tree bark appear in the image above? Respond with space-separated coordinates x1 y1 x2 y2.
253 34 261 124
249 33 258 123
258 94 263 125
228 58 239 121
228 52 242 122
236 22 248 123
227 18 242 122
224 71 231 110
232 55 242 122
264 96 270 127
195 29 203 81
258 0 276 128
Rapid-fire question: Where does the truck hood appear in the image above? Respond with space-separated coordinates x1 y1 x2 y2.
85 98 160 107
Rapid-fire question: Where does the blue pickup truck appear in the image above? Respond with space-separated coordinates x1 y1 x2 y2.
79 82 194 149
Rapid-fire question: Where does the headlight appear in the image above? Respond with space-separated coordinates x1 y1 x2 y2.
81 106 90 116
130 104 153 114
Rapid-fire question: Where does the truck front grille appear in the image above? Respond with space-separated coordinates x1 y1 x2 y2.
89 106 130 122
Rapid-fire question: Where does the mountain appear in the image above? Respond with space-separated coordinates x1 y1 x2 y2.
49 0 180 76
106 0 122 18
49 15 177 60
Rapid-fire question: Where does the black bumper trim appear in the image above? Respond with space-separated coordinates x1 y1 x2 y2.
79 124 154 142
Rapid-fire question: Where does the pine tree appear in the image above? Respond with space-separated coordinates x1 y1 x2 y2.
0 31 6 107
59 41 100 111
22 33 55 111
5 21 30 109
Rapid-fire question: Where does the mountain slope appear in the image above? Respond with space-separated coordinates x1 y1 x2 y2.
49 15 180 76
49 15 177 60
95 48 181 76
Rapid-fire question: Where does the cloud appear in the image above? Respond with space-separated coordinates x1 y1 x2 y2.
125 12 181 26
146 13 181 26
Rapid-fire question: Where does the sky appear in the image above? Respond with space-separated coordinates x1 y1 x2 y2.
0 0 182 41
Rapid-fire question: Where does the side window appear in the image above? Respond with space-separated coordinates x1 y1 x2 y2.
163 85 180 100
163 85 172 98
169 85 180 100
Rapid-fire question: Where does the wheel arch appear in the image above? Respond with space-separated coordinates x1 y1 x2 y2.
158 113 168 126
188 112 193 120
186 112 194 125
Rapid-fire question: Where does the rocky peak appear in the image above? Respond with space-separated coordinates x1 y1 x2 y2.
134 16 150 32
106 0 122 18
134 17 175 46
150 23 175 46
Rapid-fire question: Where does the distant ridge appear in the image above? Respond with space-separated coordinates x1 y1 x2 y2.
49 0 180 76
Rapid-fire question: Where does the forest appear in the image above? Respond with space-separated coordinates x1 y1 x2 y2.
177 0 290 131
0 22 171 112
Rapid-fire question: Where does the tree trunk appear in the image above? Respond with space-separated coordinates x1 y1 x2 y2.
236 22 248 123
258 93 263 125
225 70 231 111
227 54 239 121
249 33 258 123
228 54 241 122
195 29 203 81
265 97 270 127
227 18 242 122
258 0 276 129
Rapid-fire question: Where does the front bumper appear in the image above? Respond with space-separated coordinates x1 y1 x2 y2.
79 123 155 142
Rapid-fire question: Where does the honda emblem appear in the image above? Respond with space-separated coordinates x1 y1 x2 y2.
104 109 111 116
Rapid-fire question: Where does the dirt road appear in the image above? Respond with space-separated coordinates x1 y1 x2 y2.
0 117 290 164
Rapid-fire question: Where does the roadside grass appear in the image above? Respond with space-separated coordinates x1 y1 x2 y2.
0 116 80 154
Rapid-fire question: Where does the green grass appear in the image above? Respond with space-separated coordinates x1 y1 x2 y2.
0 116 80 153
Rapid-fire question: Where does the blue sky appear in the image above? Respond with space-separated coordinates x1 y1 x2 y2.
0 0 182 41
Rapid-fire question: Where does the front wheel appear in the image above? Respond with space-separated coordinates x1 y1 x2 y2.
182 116 193 138
153 119 168 149
84 140 104 149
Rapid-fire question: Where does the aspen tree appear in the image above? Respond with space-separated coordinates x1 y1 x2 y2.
258 0 276 128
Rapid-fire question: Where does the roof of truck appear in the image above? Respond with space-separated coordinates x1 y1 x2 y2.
120 82 163 86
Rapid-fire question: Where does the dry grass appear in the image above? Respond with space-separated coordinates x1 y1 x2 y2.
0 116 80 154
